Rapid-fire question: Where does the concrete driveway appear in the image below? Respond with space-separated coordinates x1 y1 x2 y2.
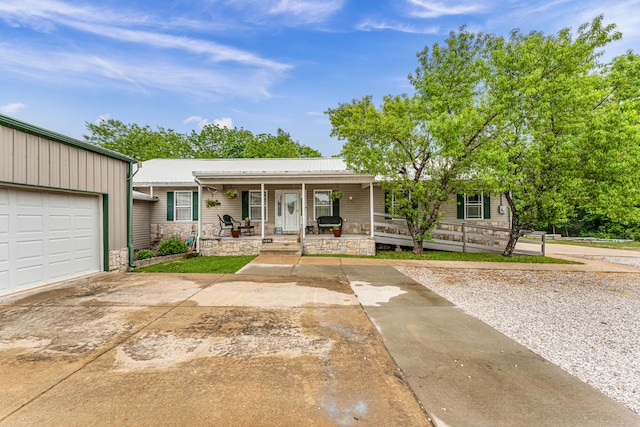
2 246 638 426
0 272 428 426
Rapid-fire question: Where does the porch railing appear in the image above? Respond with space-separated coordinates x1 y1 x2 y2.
373 212 545 256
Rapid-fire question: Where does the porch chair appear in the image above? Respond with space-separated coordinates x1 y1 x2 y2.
218 214 240 236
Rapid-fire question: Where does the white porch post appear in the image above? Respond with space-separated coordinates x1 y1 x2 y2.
369 182 374 237
301 183 306 239
261 182 265 238
197 183 202 252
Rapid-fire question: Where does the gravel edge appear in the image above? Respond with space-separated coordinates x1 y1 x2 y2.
397 267 640 415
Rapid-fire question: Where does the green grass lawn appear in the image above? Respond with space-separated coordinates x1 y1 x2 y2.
135 248 573 274
135 255 256 273
311 250 576 264
548 240 640 251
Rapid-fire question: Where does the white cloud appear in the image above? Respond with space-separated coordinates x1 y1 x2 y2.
406 0 488 18
95 114 110 124
68 21 290 71
0 42 281 98
213 117 234 128
357 19 439 34
268 0 344 22
0 102 25 115
184 116 233 129
227 0 344 25
184 115 208 127
0 0 291 71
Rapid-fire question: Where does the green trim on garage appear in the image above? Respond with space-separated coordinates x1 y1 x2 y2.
103 194 109 272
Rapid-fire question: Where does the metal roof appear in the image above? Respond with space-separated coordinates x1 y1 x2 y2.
0 114 135 163
133 158 374 186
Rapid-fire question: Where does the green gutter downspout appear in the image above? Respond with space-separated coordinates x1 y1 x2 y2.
127 162 135 269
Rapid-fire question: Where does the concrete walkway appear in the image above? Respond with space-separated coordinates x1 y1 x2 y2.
244 250 640 426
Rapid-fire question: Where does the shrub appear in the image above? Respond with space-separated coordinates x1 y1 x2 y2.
136 249 155 260
157 237 188 256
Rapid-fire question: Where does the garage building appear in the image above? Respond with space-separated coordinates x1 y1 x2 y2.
0 114 135 296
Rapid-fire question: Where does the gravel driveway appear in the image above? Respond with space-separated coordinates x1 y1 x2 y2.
398 266 640 415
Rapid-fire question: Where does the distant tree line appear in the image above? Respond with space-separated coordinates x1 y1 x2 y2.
84 119 322 161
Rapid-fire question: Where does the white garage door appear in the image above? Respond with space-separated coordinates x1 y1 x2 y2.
0 187 101 296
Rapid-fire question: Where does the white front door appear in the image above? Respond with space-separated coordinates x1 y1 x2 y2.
283 192 299 232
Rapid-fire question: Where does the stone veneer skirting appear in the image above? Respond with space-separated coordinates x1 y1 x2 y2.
303 236 375 256
199 236 376 257
109 248 129 272
133 253 187 269
200 237 262 256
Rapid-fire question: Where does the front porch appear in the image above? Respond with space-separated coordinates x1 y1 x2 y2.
199 233 376 257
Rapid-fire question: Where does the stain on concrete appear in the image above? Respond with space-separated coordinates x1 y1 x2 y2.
189 280 358 307
0 274 430 426
349 281 408 307
294 275 352 294
0 306 137 362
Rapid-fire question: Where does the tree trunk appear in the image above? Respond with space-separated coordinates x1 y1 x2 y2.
406 222 424 255
408 212 440 255
413 238 423 254
503 192 522 256
503 218 522 256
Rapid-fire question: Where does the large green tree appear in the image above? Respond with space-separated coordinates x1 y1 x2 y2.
328 16 635 255
84 119 192 160
188 124 256 159
328 30 505 254
486 17 623 255
85 120 321 160
573 52 640 237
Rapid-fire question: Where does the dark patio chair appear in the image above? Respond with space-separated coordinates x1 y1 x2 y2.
218 214 240 236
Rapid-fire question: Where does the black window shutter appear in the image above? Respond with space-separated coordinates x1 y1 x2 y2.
167 191 174 221
483 194 491 219
332 197 340 217
384 191 389 214
456 194 464 219
192 192 198 221
242 191 249 219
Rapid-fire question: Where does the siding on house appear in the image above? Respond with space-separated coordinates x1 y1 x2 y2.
374 187 510 227
143 184 510 235
133 200 152 249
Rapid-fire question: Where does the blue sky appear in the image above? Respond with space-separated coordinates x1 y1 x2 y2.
1 0 638 156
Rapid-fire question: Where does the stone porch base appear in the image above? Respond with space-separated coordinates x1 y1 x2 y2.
199 235 375 257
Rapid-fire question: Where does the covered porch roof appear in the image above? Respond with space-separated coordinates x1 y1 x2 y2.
133 158 374 187
192 158 374 185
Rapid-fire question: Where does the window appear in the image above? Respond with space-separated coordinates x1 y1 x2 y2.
314 190 332 219
457 193 490 220
249 190 268 221
175 191 192 221
465 194 483 219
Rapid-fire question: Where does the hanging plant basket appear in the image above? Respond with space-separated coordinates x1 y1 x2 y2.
332 190 344 200
225 189 239 199
205 198 221 208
